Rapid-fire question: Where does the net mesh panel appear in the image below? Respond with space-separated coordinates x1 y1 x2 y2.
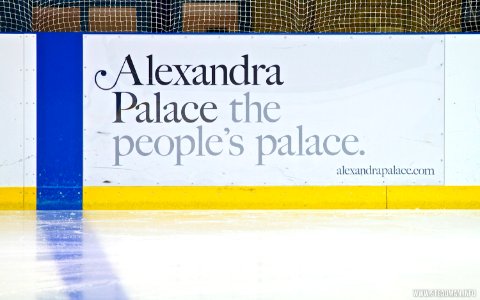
0 0 479 32
0 1 32 32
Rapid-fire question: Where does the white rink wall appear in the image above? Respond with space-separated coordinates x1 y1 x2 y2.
0 34 36 189
445 35 480 185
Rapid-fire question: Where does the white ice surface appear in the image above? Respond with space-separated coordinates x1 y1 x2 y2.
0 210 479 300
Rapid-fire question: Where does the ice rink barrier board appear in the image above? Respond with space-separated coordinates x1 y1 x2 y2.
0 34 36 210
1 33 480 209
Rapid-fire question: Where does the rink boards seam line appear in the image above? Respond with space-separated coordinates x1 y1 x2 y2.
82 186 480 209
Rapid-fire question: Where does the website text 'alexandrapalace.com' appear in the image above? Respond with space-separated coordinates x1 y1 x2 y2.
337 165 436 178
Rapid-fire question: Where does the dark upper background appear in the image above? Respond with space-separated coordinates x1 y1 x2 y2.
0 0 479 33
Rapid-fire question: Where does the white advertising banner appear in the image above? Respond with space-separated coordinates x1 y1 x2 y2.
83 35 444 186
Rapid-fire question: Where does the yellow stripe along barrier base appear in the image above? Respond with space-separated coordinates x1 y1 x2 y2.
83 186 480 210
387 186 480 209
1 186 479 210
0 187 36 210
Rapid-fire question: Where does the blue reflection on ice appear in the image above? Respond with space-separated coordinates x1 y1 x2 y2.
36 211 127 300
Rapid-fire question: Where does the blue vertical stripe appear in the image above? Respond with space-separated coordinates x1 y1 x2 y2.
37 33 83 210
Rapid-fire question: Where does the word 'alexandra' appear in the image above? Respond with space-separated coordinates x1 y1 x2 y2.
95 54 284 90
